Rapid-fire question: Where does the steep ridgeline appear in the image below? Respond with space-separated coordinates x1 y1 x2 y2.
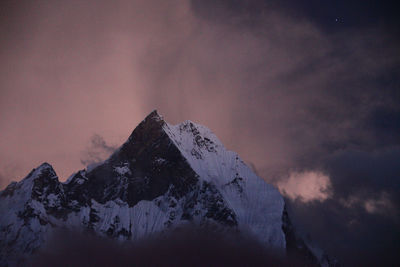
0 111 332 266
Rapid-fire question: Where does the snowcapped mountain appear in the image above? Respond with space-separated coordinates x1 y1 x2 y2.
0 111 333 266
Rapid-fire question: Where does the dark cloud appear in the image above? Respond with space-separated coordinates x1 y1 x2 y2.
191 0 400 32
287 197 400 266
30 226 309 267
366 106 400 145
283 147 400 265
180 2 400 265
80 134 117 167
326 148 400 199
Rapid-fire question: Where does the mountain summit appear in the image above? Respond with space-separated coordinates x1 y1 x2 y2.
0 110 333 266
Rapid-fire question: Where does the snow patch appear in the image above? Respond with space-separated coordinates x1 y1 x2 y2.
114 166 131 176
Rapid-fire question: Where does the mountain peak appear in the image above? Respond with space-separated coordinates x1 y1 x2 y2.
22 162 58 183
144 109 163 122
123 110 165 146
0 112 331 266
36 162 55 173
119 110 167 160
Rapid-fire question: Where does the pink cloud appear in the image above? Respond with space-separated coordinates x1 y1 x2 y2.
277 171 332 203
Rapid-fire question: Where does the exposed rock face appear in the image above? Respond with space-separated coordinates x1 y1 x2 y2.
0 111 331 266
64 111 201 210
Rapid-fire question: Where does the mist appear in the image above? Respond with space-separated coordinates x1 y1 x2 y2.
29 226 310 267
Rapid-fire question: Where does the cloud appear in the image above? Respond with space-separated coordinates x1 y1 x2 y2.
324 147 400 208
30 226 311 267
340 192 397 216
0 0 399 183
364 193 395 215
80 134 117 167
285 148 400 265
277 171 332 203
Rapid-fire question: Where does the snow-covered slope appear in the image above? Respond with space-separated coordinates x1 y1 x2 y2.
0 110 329 266
163 120 285 248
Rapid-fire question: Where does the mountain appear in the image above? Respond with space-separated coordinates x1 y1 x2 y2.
0 110 334 266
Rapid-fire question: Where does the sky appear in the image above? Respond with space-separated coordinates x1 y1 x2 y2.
0 0 399 265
